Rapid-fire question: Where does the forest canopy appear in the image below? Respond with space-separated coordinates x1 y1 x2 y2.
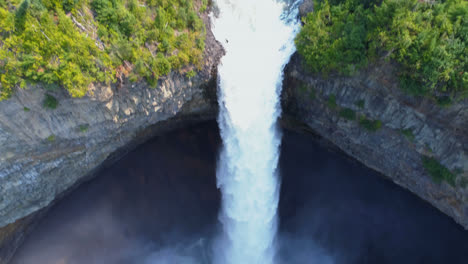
296 0 468 99
0 0 207 100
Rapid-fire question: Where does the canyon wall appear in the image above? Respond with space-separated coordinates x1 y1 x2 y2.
0 14 223 263
282 54 468 230
1 2 467 262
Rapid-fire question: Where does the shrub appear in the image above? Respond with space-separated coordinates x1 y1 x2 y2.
298 83 308 93
62 0 79 12
295 0 369 76
359 116 382 132
186 70 196 79
46 134 56 142
422 156 456 186
460 178 468 189
296 0 468 100
79 124 89 133
298 83 317 101
309 89 316 100
425 143 433 153
436 96 452 108
43 94 58 109
339 108 356 120
0 0 206 100
355 99 365 109
401 128 415 142
327 94 337 109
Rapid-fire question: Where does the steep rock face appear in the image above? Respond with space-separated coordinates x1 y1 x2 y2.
0 13 223 263
282 54 468 229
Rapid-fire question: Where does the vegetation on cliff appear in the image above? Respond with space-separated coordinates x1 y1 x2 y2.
0 0 207 100
296 0 467 100
422 156 456 186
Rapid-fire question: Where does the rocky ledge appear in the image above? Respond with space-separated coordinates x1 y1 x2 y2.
282 53 468 230
0 12 223 263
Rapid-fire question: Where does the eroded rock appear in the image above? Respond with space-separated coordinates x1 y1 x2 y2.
282 54 468 229
0 12 223 263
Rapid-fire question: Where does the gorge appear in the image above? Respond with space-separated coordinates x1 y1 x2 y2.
7 122 468 264
0 0 467 263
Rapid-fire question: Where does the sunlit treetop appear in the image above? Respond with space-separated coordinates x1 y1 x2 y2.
0 0 208 100
296 0 468 100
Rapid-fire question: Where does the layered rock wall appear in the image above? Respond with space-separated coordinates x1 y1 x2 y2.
0 13 223 263
282 54 468 229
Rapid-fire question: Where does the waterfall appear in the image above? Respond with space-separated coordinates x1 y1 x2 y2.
211 0 300 263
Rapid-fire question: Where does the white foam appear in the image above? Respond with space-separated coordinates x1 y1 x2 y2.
211 0 300 263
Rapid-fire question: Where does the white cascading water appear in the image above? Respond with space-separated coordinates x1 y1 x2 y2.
211 0 300 263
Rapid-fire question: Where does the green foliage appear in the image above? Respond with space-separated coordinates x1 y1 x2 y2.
200 0 208 12
325 0 382 9
422 156 456 186
454 167 464 175
79 124 89 132
355 99 365 109
339 107 356 120
359 116 382 131
327 94 337 109
0 0 206 100
43 94 58 109
23 106 30 112
459 177 468 189
46 134 56 142
309 88 316 100
298 83 308 93
401 128 415 142
296 0 468 100
62 0 79 12
436 96 452 107
186 69 196 79
298 83 317 99
425 143 433 153
14 0 29 33
296 0 369 76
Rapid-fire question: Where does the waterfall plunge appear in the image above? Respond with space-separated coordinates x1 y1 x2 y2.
211 0 300 263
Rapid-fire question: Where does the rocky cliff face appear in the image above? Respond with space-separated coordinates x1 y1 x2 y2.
0 13 223 263
1 4 467 263
282 54 468 229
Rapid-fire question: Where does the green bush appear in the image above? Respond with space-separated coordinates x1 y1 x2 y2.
422 156 456 186
79 124 89 133
0 0 206 100
401 128 415 142
327 94 337 109
425 143 433 153
46 134 56 142
436 96 452 107
186 69 196 79
43 94 58 109
296 0 369 76
339 108 356 120
355 99 365 109
298 83 308 93
309 89 316 100
460 177 468 189
296 0 468 100
359 116 382 132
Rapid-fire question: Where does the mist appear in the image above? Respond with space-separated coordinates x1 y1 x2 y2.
10 123 468 264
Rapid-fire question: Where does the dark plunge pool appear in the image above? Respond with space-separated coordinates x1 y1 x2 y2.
11 121 468 264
